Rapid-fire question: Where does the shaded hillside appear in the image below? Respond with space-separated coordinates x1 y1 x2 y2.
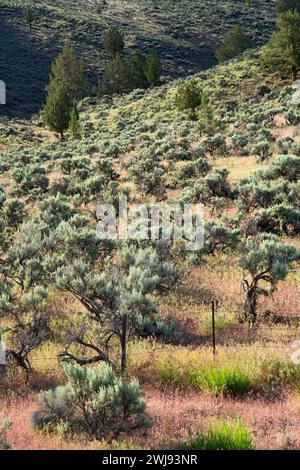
0 0 276 117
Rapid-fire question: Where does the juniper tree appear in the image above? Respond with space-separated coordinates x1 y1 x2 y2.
144 50 161 87
43 84 74 140
103 27 124 58
262 11 300 81
175 79 203 121
216 26 253 63
98 54 130 96
47 43 86 101
127 52 148 89
198 96 218 136
276 0 300 14
25 6 35 30
238 234 300 325
68 104 81 139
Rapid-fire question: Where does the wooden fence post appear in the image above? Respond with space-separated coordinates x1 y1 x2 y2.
212 300 216 355
0 339 6 378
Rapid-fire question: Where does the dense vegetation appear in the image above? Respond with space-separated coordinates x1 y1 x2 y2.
0 0 300 452
0 0 276 117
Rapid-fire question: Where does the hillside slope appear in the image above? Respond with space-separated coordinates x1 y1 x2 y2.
1 51 300 451
0 0 276 117
0 49 298 212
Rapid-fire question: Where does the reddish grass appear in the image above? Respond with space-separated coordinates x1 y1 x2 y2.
2 384 300 450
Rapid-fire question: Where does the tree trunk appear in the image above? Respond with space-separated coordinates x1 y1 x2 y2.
120 314 127 374
245 286 257 327
292 65 298 82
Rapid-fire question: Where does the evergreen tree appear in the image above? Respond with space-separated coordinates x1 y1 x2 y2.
25 5 35 30
127 52 148 89
98 53 130 96
144 50 161 86
262 11 300 81
198 95 217 136
43 84 74 140
68 104 81 139
47 43 86 101
175 79 203 120
216 26 253 63
103 26 125 58
276 0 300 14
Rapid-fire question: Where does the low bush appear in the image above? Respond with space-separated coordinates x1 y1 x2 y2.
0 419 11 450
31 363 151 440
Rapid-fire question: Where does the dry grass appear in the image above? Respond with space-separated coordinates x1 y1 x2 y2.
1 249 298 450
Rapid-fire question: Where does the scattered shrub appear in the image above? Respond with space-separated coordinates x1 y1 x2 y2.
32 363 151 440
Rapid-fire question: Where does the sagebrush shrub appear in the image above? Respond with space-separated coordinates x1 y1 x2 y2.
0 419 11 450
32 363 150 439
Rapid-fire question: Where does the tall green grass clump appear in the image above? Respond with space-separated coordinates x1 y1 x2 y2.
156 354 253 396
188 365 251 396
182 420 254 450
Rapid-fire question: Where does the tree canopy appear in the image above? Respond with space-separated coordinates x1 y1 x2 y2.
262 10 300 81
216 26 253 62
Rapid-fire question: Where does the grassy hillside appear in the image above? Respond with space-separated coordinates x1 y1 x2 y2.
1 49 300 449
1 0 300 450
0 0 276 117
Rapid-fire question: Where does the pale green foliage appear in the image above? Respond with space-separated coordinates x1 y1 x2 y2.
32 363 150 439
239 234 300 323
240 235 299 285
0 219 51 373
182 420 254 450
252 139 272 161
129 150 166 200
47 227 179 366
